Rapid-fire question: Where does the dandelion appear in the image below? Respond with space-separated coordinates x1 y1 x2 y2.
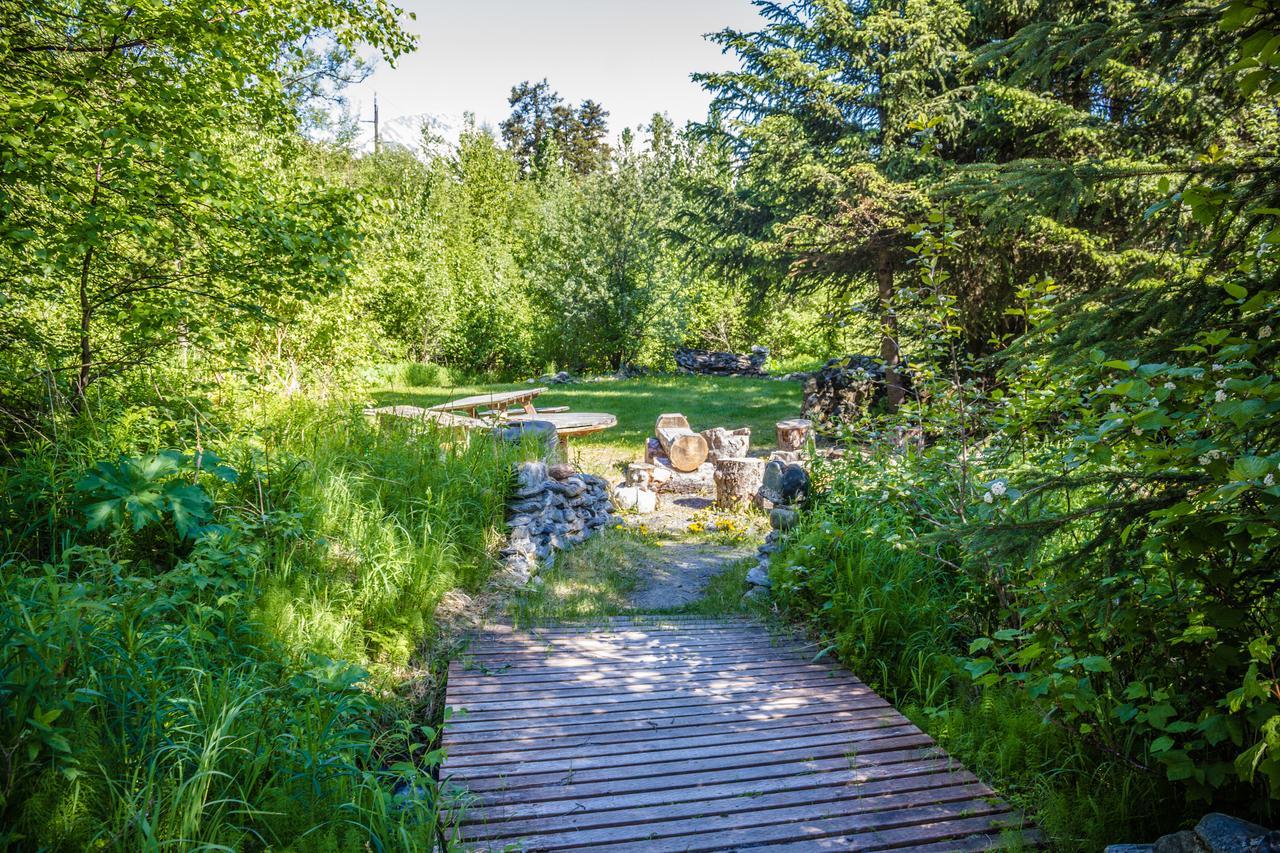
1261 326 1273 339
1215 389 1227 403
983 491 994 504
1163 382 1176 391
990 481 1007 497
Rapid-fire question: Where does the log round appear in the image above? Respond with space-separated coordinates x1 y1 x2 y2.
655 413 709 472
713 456 765 509
776 418 813 452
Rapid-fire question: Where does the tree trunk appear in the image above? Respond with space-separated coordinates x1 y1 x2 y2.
713 456 765 509
877 248 905 411
655 413 708 472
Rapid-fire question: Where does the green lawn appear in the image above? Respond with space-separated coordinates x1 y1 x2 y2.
372 374 804 466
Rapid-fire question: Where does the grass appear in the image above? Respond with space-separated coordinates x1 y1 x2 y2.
371 373 803 474
505 528 656 627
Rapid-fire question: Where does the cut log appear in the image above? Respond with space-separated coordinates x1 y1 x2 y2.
776 418 813 452
701 427 751 463
714 457 765 509
626 463 656 487
655 413 709 472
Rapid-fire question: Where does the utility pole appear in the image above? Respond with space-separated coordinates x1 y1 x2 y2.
363 93 380 153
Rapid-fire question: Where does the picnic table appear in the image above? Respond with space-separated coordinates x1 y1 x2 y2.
429 387 547 419
509 411 618 448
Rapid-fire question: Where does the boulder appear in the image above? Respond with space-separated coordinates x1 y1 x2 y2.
746 563 771 587
770 506 798 531
779 463 810 505
1195 813 1279 852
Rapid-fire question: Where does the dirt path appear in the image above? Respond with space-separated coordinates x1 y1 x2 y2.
618 494 758 610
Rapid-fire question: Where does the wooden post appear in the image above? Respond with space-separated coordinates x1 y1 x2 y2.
776 419 813 452
655 413 709 472
713 457 765 509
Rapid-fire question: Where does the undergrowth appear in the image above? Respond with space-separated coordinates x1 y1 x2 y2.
769 472 1181 851
0 394 515 849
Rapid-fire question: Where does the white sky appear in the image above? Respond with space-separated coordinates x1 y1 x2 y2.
343 0 765 141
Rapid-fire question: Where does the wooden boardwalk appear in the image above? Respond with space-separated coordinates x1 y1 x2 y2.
443 616 1035 851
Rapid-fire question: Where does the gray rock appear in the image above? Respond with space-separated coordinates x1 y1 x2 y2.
762 460 784 494
779 464 810 505
1195 813 1279 852
770 506 798 531
516 461 547 489
506 515 533 529
493 420 558 447
1153 832 1207 853
746 564 771 587
742 586 770 605
548 462 576 480
1104 846 1155 852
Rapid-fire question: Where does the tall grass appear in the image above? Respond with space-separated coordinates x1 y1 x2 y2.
769 463 1180 851
0 394 514 849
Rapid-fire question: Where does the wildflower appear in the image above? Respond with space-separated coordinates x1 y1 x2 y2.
1163 382 1176 391
1261 326 1273 339
1132 427 1142 436
1264 473 1275 487
1215 389 1227 403
1109 402 1121 413
1213 363 1225 371
983 491 994 504
1199 455 1211 466
990 481 1007 497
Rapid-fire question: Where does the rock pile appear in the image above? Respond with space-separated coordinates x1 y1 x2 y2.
525 370 576 385
1106 813 1278 853
501 461 615 584
802 355 912 424
744 459 810 602
675 346 769 377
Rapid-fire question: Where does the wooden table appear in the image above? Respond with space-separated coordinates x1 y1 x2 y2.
430 387 547 419
510 411 617 448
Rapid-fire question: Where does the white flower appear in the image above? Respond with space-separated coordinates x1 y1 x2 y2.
1109 402 1121 413
990 481 1007 497
1265 473 1275 487
1198 455 1211 466
1213 363 1225 371
1132 427 1142 436
983 491 994 504
1261 326 1273 339
1163 382 1176 391
1215 389 1228 402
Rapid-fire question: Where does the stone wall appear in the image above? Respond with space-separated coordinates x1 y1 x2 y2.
500 461 615 584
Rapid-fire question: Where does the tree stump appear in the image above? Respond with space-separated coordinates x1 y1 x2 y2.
775 418 813 452
714 457 765 509
701 426 751 462
655 413 709 472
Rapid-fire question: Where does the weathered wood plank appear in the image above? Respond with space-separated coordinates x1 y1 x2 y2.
446 710 908 764
463 758 966 824
463 769 982 840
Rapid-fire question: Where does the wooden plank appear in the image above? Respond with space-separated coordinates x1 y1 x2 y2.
449 667 869 708
444 694 897 742
716 815 1031 852
446 709 908 763
454 724 921 779
449 746 948 806
463 758 966 824
463 770 982 840
457 632 810 661
458 733 937 792
448 657 860 694
468 797 1012 852
449 646 831 679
